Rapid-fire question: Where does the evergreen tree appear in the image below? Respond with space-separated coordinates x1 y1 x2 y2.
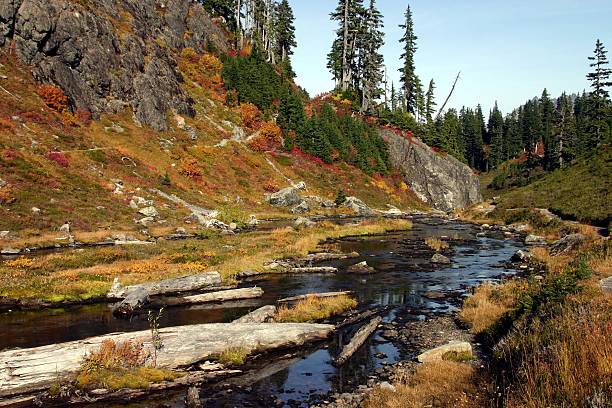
414 75 425 121
275 0 297 62
585 39 612 149
521 99 543 154
554 93 577 167
329 0 365 92
425 79 436 123
390 82 397 112
487 102 504 169
359 0 385 113
438 109 462 160
503 111 522 161
540 89 559 169
399 5 418 114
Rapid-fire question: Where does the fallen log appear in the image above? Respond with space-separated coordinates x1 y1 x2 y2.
0 323 334 399
288 267 338 274
108 272 223 299
154 287 264 307
232 305 277 323
277 291 353 304
299 252 360 263
335 306 389 329
333 316 382 366
41 369 242 407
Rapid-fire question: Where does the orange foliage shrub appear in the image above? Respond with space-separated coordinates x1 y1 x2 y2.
0 186 16 204
178 158 202 179
199 53 223 74
248 121 283 152
263 181 279 193
240 103 261 129
38 85 69 112
0 117 16 131
180 47 199 63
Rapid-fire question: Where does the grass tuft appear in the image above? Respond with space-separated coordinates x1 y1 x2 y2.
425 237 449 252
274 295 357 323
218 346 250 366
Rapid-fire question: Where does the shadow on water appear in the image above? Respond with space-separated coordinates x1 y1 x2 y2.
0 217 523 407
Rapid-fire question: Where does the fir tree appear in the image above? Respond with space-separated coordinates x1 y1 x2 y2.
585 39 612 148
540 89 559 170
438 109 462 160
399 5 418 114
359 0 385 113
487 102 504 169
414 75 425 121
275 0 297 62
329 0 365 92
503 111 522 161
554 92 578 167
425 79 436 123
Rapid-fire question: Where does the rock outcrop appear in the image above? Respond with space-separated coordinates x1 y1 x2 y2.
381 129 482 212
0 0 229 130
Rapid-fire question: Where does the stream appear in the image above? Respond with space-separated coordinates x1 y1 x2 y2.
0 215 524 407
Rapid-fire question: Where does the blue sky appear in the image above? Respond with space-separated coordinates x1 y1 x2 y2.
290 0 612 115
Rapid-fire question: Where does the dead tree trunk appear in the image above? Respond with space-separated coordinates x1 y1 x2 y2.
333 316 382 366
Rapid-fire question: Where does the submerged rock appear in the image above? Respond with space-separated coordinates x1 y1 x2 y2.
347 261 376 274
431 253 451 264
511 249 533 262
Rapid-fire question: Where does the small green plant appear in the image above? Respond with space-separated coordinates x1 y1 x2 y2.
148 308 164 367
335 190 347 206
442 351 475 362
218 346 250 366
159 171 171 186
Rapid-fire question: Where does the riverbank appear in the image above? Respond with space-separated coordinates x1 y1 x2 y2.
0 217 412 310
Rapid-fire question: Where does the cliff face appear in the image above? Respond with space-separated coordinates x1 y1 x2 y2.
0 0 229 130
382 128 482 212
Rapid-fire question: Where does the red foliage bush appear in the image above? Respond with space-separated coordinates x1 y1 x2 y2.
227 49 238 57
0 117 16 131
38 85 69 112
46 151 70 168
74 109 93 125
291 146 325 165
2 149 20 160
19 111 46 124
178 158 202 180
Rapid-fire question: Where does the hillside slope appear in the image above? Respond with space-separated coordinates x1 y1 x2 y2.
486 148 612 226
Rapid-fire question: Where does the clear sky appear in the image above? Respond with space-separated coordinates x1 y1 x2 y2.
290 0 612 115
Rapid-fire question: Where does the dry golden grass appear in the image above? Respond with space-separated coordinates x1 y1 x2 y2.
75 339 182 391
425 237 449 252
363 361 483 408
530 246 572 275
501 299 612 408
459 281 528 334
274 295 358 323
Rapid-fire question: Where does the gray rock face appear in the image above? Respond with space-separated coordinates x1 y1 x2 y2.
291 201 309 214
269 185 303 207
0 0 229 130
382 129 482 212
550 233 587 255
343 196 375 216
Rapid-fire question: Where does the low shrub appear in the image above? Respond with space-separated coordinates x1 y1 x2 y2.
46 151 70 168
218 346 250 366
38 84 69 112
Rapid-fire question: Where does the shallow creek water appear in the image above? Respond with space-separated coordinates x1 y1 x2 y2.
0 216 523 407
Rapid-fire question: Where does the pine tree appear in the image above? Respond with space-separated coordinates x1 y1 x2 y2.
438 109 462 160
414 75 425 121
540 89 559 169
359 0 385 113
275 0 297 62
390 82 397 112
554 92 577 167
503 111 522 161
487 102 504 169
329 0 365 92
425 79 436 123
399 5 418 114
585 39 612 148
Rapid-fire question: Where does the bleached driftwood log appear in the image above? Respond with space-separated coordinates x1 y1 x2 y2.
298 252 360 263
232 305 277 323
288 267 338 274
0 323 334 399
108 272 223 299
333 316 382 366
277 291 353 304
154 287 264 307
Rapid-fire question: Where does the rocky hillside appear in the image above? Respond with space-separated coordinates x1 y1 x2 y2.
0 0 228 130
382 128 482 212
0 0 483 244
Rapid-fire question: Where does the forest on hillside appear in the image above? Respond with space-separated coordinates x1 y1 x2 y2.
202 0 612 176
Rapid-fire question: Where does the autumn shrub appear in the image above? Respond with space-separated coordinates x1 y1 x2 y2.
239 103 261 129
38 84 69 112
0 186 16 204
0 117 16 131
218 346 250 366
178 157 202 179
76 339 180 391
46 151 70 168
180 47 199 63
425 237 449 252
263 181 279 193
248 121 282 152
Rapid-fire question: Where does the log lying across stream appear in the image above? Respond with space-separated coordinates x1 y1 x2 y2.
108 272 224 299
333 316 383 366
152 287 264 307
0 323 334 399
